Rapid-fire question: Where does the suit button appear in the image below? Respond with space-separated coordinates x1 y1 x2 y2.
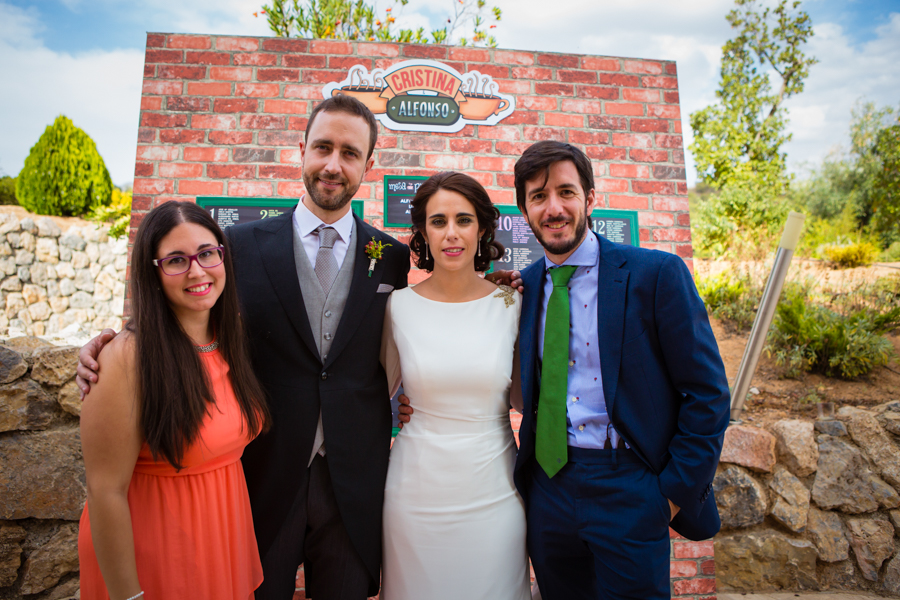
324 332 333 340
325 310 332 318
321 372 328 380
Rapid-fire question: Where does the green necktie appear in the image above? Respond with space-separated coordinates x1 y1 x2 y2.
536 265 577 478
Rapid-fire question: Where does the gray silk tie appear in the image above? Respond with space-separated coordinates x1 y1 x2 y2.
315 226 339 296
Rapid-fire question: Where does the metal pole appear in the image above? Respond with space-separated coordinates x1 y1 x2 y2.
729 211 805 424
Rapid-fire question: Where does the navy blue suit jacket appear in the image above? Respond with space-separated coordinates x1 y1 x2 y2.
513 233 730 541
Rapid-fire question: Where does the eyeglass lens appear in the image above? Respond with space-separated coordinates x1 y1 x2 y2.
160 248 224 275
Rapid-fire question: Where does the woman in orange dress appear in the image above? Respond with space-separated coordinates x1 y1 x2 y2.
78 201 270 600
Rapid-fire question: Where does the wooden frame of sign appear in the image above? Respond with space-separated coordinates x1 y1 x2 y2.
383 175 429 228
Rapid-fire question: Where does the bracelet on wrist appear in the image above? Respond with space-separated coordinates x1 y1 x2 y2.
124 592 144 600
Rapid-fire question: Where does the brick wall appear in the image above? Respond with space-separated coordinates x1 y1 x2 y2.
132 33 710 599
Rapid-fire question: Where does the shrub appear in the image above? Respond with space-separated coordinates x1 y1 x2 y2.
87 187 132 239
16 115 113 216
696 271 762 331
0 176 17 205
881 241 900 262
823 241 880 268
767 283 899 379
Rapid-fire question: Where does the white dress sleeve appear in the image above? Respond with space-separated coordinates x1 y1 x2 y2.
380 293 402 398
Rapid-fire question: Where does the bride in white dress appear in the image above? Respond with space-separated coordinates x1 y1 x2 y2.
380 172 531 600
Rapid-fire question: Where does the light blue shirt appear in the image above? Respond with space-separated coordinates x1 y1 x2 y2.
537 233 622 449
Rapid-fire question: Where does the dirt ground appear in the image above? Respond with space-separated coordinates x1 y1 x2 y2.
698 258 900 429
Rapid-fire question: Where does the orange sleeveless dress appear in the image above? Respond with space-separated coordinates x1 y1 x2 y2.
78 348 263 599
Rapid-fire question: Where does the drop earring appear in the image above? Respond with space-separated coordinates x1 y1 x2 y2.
477 237 482 257
425 242 430 261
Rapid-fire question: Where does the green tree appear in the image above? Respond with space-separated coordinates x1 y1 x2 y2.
258 0 501 46
16 115 113 216
870 119 900 243
0 176 17 205
690 0 817 197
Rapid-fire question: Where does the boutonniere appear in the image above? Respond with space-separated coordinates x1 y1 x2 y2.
365 237 391 277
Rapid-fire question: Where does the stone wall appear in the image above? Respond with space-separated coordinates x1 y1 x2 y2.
0 214 126 340
0 337 83 600
714 405 900 596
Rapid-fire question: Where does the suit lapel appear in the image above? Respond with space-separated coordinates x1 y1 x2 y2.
323 215 382 369
519 261 546 415
595 233 628 415
254 211 319 360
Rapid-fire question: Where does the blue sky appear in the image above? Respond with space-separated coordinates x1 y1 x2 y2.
1 0 898 187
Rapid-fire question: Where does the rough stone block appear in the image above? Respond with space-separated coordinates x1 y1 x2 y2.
720 425 777 472
0 345 27 383
0 522 26 586
811 437 900 512
885 554 900 595
715 528 817 591
57 379 81 417
841 406 900 489
846 517 894 581
58 233 86 251
0 378 57 432
769 466 810 532
713 464 767 528
771 419 818 476
35 237 59 263
36 217 62 238
19 523 79 595
31 346 79 386
807 506 849 562
819 559 857 591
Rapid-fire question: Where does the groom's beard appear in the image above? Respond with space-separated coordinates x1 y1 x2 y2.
303 170 360 213
527 209 589 257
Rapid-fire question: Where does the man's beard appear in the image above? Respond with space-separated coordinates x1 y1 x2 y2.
303 171 359 212
528 210 589 256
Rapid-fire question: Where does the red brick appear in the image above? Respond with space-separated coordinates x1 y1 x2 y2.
474 156 515 171
665 63 677 75
187 82 233 96
587 146 627 161
623 88 661 103
495 79 531 95
209 131 253 145
167 97 210 112
638 228 650 242
375 136 398 150
610 164 649 178
630 149 668 162
560 99 603 114
642 76 678 89
192 114 237 130
451 47 491 62
378 152 419 168
403 136 445 151
449 139 492 153
278 181 307 197
502 111 540 125
623 59 663 75
302 70 344 84
609 195 648 209
140 96 163 111
282 54 327 68
664 91 680 103
146 33 165 48
596 179 628 193
143 81 183 95
136 146 180 161
133 178 174 194
184 147 229 162
472 172 495 187
544 113 584 128
159 129 205 144
259 131 303 146
675 243 693 258
179 180 224 196
496 173 514 188
581 57 620 71
143 64 155 78
648 104 680 119
467 64 508 79
234 83 279 98
495 141 533 155
185 51 230 65
478 126 521 141
673 540 714 559
568 130 609 145
288 117 309 131
157 65 206 80
284 85 322 100
210 67 253 81
217 37 259 52
612 133 652 148
576 85 619 100
519 96 558 111
493 50 534 65
358 42 400 57
159 163 203 178
605 103 643 116
654 196 690 211
363 168 395 182
403 45 447 59
261 38 309 53
234 53 277 66
214 98 258 113
141 113 188 128
672 577 716 596
145 49 183 64
537 53 578 68
513 67 553 80
700 559 715 575
264 100 308 114
328 56 372 70
535 82 574 96
674 120 682 134
424 154 470 170
638 211 674 227
137 128 156 143
559 70 596 83
256 68 299 82
229 181 274 196
589 115 628 130
677 213 691 226
633 181 677 195
134 162 154 177
632 118 669 133
208 164 256 179
669 560 698 578
656 134 683 149
524 127 566 142
487 188 515 205
653 165 686 180
374 58 405 70
234 148 277 163
598 73 640 87
310 40 352 55
131 194 152 211
258 165 303 179
167 35 211 50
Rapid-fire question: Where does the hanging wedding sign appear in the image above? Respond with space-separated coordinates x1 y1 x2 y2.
322 59 516 133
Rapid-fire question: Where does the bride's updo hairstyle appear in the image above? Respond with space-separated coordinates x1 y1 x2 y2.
409 171 504 272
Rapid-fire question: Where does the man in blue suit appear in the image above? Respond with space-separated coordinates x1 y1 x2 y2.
511 141 730 599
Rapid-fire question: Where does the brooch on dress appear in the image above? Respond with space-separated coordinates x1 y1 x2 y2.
493 285 516 308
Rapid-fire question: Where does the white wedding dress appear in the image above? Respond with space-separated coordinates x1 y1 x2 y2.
380 285 531 600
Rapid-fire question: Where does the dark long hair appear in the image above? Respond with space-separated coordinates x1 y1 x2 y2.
409 171 503 272
128 201 270 469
